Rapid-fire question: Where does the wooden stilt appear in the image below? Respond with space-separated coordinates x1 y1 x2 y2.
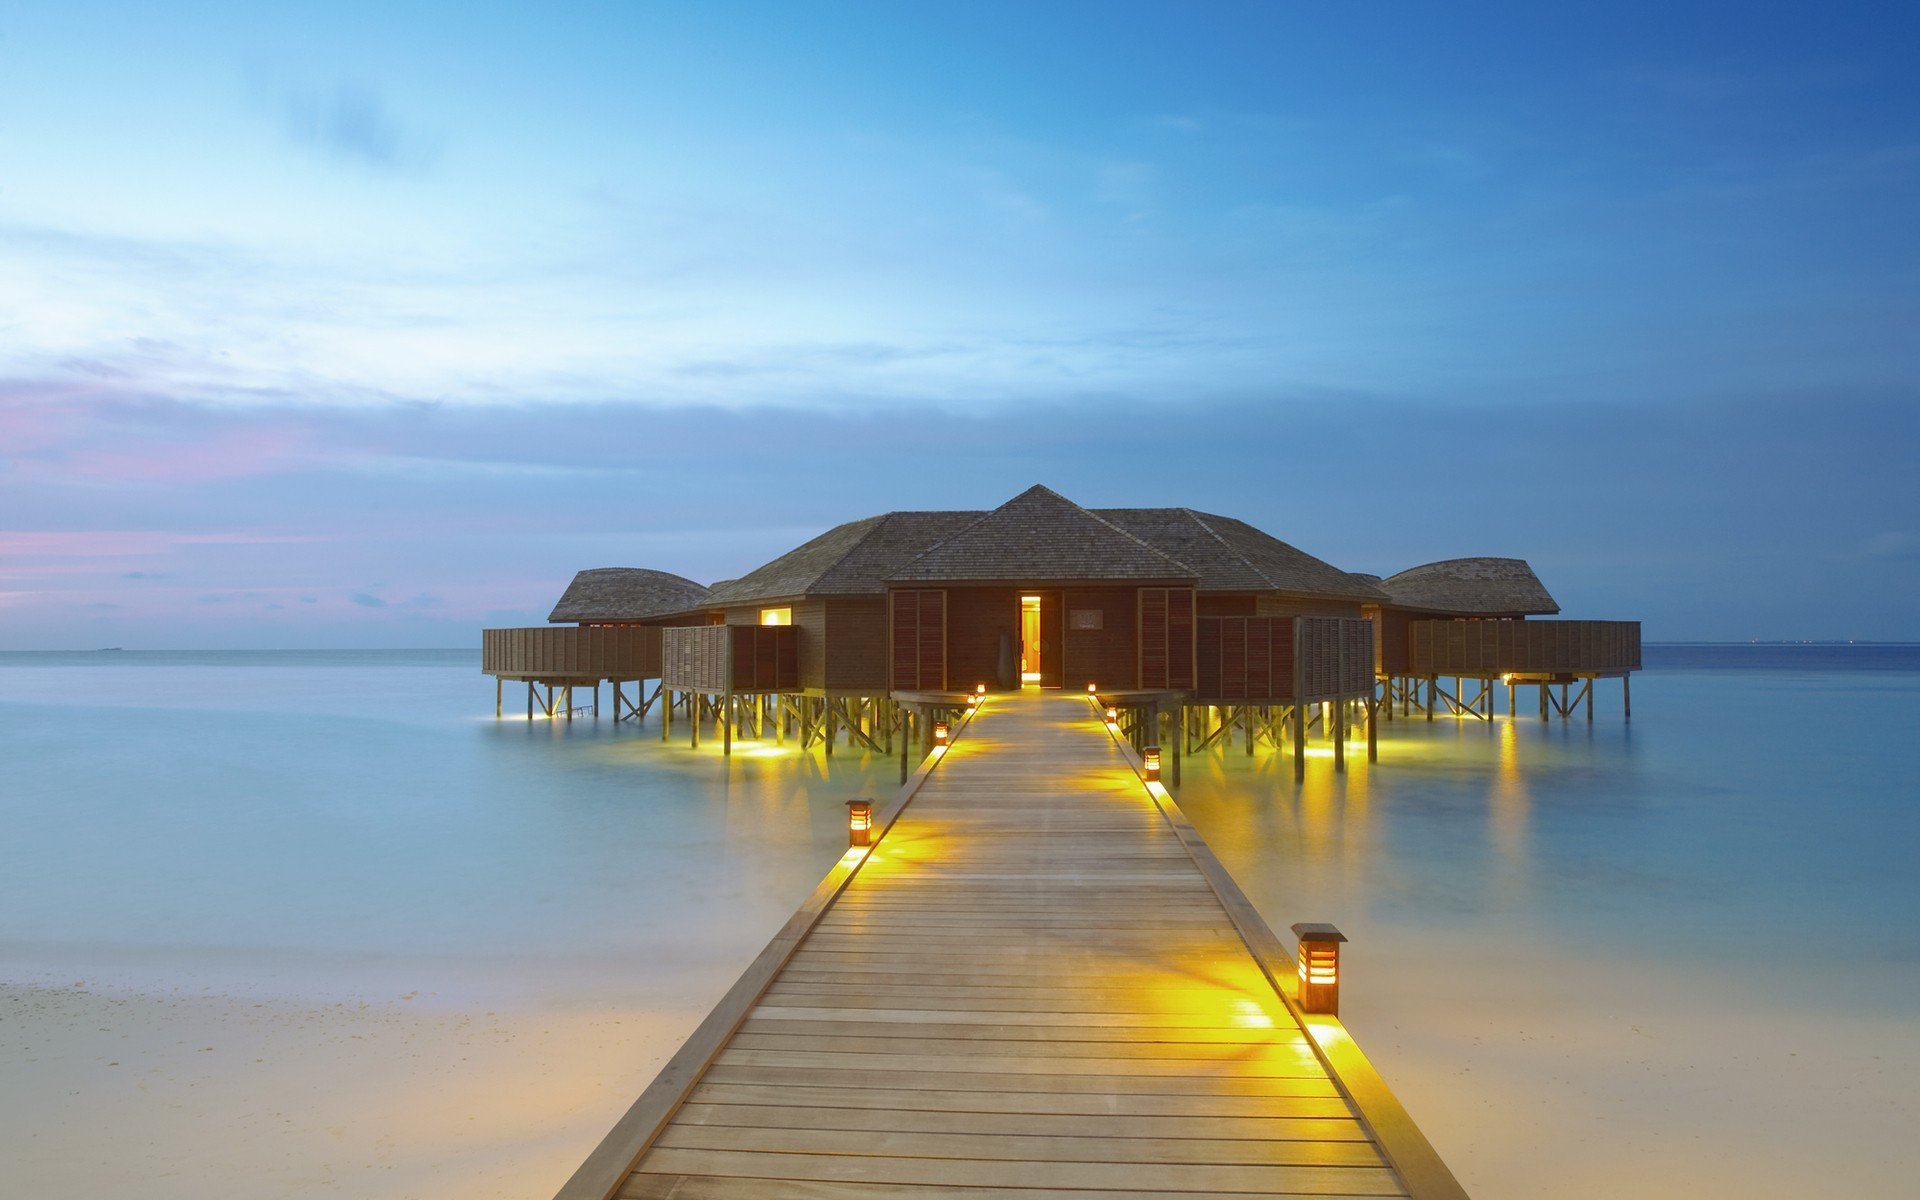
1366 698 1378 762
662 688 672 741
1539 683 1548 722
495 678 502 718
690 694 699 749
1623 674 1632 721
898 707 911 784
1585 678 1594 722
722 691 732 756
1426 677 1435 722
825 700 836 758
1169 706 1182 789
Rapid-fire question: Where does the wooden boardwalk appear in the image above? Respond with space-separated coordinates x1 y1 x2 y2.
561 691 1464 1200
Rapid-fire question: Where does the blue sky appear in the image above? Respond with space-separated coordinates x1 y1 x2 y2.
2 1 1915 646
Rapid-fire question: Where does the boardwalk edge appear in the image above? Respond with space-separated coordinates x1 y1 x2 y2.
1091 696 1472 1200
551 702 982 1200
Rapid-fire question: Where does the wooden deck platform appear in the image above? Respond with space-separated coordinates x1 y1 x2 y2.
559 691 1465 1199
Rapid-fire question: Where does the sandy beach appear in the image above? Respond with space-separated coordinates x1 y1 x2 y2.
2 963 724 1200
8 929 1915 1199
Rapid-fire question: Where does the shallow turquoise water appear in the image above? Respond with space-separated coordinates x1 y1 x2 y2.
1173 652 1920 997
1 647 1914 1012
0 650 894 997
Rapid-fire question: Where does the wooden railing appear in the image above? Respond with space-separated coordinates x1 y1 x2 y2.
661 625 800 693
481 626 661 679
1408 619 1641 676
1195 616 1374 702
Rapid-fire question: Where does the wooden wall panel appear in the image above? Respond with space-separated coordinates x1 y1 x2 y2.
941 587 1015 692
1062 587 1137 691
1197 593 1257 617
658 625 798 692
1138 587 1195 690
481 625 662 679
1256 595 1367 619
823 597 885 692
1195 616 1370 702
1408 619 1642 676
890 589 949 691
662 626 729 692
794 600 829 691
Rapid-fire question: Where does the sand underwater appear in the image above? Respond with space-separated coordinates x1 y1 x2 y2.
3 647 1915 1197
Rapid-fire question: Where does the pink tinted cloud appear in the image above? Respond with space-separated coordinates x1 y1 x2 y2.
56 422 309 484
2 385 313 486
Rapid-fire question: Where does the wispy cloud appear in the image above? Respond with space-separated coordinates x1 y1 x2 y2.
281 85 442 170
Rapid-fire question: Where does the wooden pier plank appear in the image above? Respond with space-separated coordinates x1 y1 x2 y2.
570 692 1438 1200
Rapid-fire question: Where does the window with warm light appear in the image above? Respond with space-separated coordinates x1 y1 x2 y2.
759 607 791 626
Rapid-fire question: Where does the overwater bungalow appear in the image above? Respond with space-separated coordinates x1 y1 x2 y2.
483 484 1639 771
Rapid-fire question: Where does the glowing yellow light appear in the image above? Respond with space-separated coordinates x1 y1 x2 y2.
1087 682 1098 694
759 607 791 626
933 721 949 746
976 683 987 695
1290 922 1347 1016
1299 948 1339 986
1104 706 1118 725
1142 746 1161 783
846 798 873 848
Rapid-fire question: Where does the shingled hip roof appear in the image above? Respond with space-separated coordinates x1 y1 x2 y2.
1095 507 1386 600
891 485 1196 583
1378 557 1560 616
548 568 713 623
704 510 983 605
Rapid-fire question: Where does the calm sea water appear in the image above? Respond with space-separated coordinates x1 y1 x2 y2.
2 645 1916 1011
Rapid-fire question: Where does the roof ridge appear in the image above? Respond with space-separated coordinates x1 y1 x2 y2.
1178 508 1280 590
1081 498 1196 573
896 485 1196 581
807 511 893 590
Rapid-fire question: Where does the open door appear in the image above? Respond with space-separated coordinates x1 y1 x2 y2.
1019 594 1042 683
1017 592 1065 688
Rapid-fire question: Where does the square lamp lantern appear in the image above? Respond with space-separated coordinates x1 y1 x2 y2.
1142 745 1161 783
1290 922 1347 1016
933 720 950 747
976 683 987 695
1087 682 1098 694
1104 706 1119 727
846 798 874 848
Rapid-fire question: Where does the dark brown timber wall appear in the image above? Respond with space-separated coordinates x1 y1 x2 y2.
1409 619 1641 676
941 587 1017 691
1062 587 1141 690
482 626 661 679
825 597 888 692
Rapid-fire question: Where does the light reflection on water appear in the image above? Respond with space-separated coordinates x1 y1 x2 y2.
1169 665 1920 1004
2 649 1916 1013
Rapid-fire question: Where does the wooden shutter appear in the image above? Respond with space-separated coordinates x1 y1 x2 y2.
890 589 946 691
1139 587 1196 690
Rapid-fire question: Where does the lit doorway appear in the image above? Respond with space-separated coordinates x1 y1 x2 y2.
1020 594 1043 682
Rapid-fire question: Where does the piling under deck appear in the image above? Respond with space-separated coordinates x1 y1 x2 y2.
559 691 1465 1200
